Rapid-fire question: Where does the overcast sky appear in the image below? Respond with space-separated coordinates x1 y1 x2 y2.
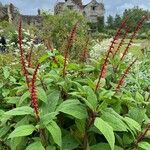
1 0 150 17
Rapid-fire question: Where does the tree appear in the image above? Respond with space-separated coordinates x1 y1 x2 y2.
113 14 122 29
106 15 114 29
122 6 150 32
37 9 90 59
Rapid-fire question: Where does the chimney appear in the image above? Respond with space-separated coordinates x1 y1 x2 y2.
7 3 14 23
38 9 41 15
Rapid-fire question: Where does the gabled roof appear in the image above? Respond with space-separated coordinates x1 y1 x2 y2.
72 0 83 9
83 0 104 8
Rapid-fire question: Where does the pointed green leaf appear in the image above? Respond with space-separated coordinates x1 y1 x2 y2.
94 117 115 150
84 86 97 110
26 141 45 150
5 106 34 116
8 125 35 138
40 112 58 126
123 117 141 132
90 143 123 150
19 91 30 105
101 110 127 131
46 121 62 147
138 142 150 150
56 99 87 119
37 87 47 103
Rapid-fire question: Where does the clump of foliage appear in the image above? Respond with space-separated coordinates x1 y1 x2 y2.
106 7 150 38
38 9 91 60
0 15 150 150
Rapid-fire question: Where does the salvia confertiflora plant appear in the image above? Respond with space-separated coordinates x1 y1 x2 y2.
0 15 150 150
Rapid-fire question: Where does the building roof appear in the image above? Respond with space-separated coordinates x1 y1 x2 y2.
73 0 82 6
83 0 104 8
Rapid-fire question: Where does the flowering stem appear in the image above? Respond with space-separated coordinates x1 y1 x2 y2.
30 64 40 120
80 38 89 62
18 17 30 88
115 58 137 93
120 16 147 61
112 28 129 58
27 44 33 68
46 39 58 64
95 17 128 92
62 23 78 77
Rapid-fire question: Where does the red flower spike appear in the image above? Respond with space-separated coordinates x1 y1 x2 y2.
115 58 137 93
31 64 40 120
63 23 78 77
120 16 147 61
18 17 30 88
27 45 33 68
80 38 89 62
95 17 128 92
46 39 58 64
112 28 129 58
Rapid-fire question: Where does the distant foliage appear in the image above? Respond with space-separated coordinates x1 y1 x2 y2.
39 9 90 59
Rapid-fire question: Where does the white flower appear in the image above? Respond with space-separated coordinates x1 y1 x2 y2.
90 38 112 59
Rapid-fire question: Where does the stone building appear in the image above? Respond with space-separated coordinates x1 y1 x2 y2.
0 2 42 27
54 0 105 29
0 0 105 30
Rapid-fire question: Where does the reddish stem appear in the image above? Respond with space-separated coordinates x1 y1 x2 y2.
133 123 150 148
27 45 33 68
46 39 58 64
112 28 129 58
18 17 30 88
95 17 128 92
31 64 40 120
62 23 78 77
120 16 147 61
115 58 137 93
80 38 89 62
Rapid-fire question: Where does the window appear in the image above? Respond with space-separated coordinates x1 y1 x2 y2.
67 5 73 10
91 6 96 11
83 11 86 16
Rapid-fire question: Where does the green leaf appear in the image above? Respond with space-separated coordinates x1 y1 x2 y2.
26 141 45 150
138 142 150 150
56 99 87 119
0 126 10 138
123 117 141 133
19 91 30 105
68 63 79 71
94 117 115 150
90 143 123 150
128 108 146 125
10 137 27 150
135 92 144 102
5 97 20 104
8 125 35 138
0 110 4 116
46 145 56 150
15 116 29 128
101 111 127 132
62 134 79 150
5 106 34 116
47 90 60 112
40 112 58 126
39 53 49 63
37 87 47 103
84 86 97 110
46 121 62 147
3 66 10 79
